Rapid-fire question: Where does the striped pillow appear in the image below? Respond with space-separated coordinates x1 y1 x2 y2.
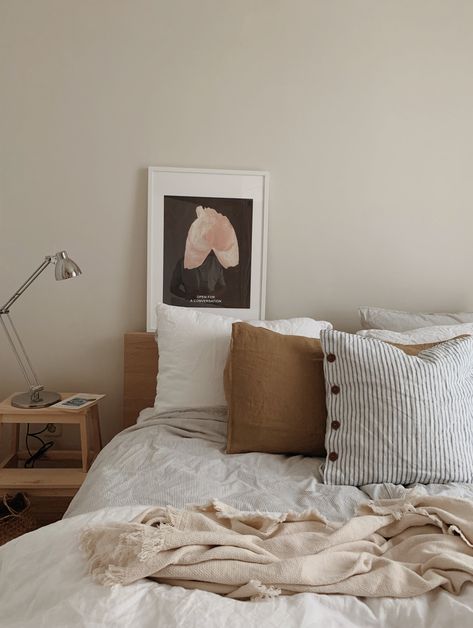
320 330 473 486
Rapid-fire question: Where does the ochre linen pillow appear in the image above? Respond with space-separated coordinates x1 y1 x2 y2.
225 323 450 457
225 323 326 456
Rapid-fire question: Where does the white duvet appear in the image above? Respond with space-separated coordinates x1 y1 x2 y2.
1 409 473 627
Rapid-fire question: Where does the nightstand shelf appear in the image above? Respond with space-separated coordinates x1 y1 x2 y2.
0 468 86 497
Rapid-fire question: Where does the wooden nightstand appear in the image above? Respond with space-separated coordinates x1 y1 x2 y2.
0 393 103 531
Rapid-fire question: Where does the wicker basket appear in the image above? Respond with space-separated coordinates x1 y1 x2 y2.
0 492 37 545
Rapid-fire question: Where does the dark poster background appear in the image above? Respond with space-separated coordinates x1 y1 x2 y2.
163 195 253 308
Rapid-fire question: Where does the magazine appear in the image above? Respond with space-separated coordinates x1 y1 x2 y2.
52 394 105 410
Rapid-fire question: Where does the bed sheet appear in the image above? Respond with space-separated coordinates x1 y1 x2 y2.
2 408 473 627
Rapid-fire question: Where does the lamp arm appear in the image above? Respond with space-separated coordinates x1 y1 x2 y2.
0 256 56 401
0 257 53 314
0 313 41 390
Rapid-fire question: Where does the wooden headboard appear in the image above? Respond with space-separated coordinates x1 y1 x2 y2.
123 332 158 427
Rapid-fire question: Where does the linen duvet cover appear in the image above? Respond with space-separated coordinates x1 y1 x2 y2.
1 408 473 627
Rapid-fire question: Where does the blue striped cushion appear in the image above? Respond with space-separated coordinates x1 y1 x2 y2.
320 330 473 486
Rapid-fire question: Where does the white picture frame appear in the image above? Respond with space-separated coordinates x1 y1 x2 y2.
147 167 269 331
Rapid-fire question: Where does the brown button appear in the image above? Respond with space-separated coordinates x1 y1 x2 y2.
331 420 340 430
331 385 340 395
327 353 336 363
328 451 338 462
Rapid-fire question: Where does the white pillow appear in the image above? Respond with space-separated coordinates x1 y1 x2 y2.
154 304 332 414
359 306 473 331
357 322 473 345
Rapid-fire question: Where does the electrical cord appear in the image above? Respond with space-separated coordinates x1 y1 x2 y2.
24 424 54 468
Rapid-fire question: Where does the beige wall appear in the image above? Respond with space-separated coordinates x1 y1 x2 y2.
1 0 473 442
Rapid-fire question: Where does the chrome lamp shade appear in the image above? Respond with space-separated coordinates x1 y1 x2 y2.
0 250 82 408
55 251 82 280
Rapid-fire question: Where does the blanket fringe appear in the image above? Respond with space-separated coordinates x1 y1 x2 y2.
138 531 167 561
448 524 473 548
362 501 417 520
80 527 99 556
80 523 170 585
248 580 282 601
207 499 328 526
101 564 128 586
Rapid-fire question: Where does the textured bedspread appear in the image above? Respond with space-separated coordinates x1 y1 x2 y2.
66 408 473 520
2 408 473 627
82 495 473 599
66 408 374 520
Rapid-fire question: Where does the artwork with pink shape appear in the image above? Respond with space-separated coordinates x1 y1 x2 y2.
162 195 252 309
184 206 239 270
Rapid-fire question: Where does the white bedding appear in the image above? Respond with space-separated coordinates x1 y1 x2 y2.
2 408 473 627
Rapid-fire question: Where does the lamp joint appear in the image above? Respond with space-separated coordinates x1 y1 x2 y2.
30 386 45 402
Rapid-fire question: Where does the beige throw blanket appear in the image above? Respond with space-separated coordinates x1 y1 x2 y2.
81 493 473 600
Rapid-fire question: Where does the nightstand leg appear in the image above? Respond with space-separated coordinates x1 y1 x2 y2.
10 424 20 466
79 417 89 472
0 422 19 468
90 405 102 457
0 423 6 467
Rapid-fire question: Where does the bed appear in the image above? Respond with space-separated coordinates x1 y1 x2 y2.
1 331 473 627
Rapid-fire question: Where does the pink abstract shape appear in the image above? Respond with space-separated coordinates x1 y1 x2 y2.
184 206 239 270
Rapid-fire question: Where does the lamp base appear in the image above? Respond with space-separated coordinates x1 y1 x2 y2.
11 391 61 409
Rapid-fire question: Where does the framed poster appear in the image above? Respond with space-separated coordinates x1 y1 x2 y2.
147 167 269 331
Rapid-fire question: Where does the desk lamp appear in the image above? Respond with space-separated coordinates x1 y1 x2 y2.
0 251 81 408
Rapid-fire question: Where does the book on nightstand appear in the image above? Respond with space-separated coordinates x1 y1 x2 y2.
52 394 105 410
